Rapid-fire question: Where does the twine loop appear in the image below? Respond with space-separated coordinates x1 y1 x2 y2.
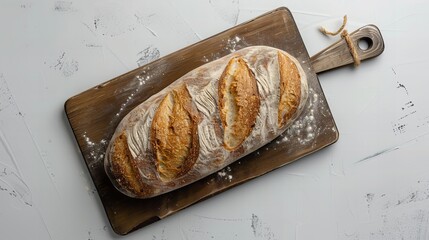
320 15 361 66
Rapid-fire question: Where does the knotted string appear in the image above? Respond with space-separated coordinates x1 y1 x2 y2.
320 15 361 66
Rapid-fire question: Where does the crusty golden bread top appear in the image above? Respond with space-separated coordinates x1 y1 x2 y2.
110 132 150 196
218 57 260 151
105 46 308 199
277 51 302 128
150 85 200 182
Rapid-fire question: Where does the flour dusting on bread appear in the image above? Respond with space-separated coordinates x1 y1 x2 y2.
105 46 308 198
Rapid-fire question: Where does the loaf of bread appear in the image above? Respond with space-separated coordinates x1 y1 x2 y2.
104 46 308 198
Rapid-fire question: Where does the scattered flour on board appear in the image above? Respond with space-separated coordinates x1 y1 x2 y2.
82 131 108 167
225 35 243 52
201 35 247 62
279 88 321 145
217 166 233 182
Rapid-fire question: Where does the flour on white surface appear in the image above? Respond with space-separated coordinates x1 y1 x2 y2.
136 46 161 67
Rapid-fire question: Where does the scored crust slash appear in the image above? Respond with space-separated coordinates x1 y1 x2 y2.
104 46 308 199
151 85 200 182
218 56 260 151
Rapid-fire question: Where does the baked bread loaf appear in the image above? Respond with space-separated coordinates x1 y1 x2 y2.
104 46 308 198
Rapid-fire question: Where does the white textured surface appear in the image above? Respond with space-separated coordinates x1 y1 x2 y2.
1 0 428 239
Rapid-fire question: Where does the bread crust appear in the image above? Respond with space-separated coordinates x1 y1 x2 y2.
150 85 200 182
110 132 152 196
104 46 308 198
218 57 260 151
277 51 302 127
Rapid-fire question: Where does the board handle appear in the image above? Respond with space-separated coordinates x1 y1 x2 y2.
310 24 385 73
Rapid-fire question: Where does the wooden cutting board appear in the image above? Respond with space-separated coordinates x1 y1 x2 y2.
65 7 384 235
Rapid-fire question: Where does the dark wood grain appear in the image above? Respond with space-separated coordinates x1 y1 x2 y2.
65 7 339 235
310 25 385 73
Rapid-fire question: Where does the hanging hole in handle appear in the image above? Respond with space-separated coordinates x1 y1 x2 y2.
358 37 373 51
